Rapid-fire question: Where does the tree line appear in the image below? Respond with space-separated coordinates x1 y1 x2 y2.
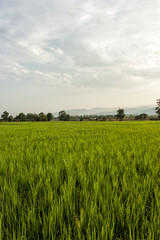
0 112 54 122
1 99 160 122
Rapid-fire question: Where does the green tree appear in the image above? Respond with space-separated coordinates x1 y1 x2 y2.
33 114 40 121
8 115 13 122
26 113 40 121
116 108 125 121
155 99 160 119
18 112 26 122
26 113 34 121
47 113 54 121
135 113 148 120
39 112 47 121
58 110 70 121
1 111 9 121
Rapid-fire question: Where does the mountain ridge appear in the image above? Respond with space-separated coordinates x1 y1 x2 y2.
54 106 156 117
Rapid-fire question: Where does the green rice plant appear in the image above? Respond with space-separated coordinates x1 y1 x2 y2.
0 121 160 239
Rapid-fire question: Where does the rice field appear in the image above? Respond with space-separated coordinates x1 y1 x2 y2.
0 121 160 240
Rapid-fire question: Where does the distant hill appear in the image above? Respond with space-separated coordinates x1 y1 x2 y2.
53 106 156 117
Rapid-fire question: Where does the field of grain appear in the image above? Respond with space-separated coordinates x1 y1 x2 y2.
0 121 160 240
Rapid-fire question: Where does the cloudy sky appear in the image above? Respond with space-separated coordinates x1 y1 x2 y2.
0 0 160 115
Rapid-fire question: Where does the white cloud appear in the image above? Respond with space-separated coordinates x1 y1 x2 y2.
0 0 160 111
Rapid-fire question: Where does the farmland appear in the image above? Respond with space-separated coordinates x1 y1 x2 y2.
0 121 160 240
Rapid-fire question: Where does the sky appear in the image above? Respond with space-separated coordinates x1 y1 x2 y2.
0 0 160 115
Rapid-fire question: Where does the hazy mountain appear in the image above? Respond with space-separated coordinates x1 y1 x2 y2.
54 106 156 117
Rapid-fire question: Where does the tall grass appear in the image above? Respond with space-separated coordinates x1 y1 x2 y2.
0 121 160 239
